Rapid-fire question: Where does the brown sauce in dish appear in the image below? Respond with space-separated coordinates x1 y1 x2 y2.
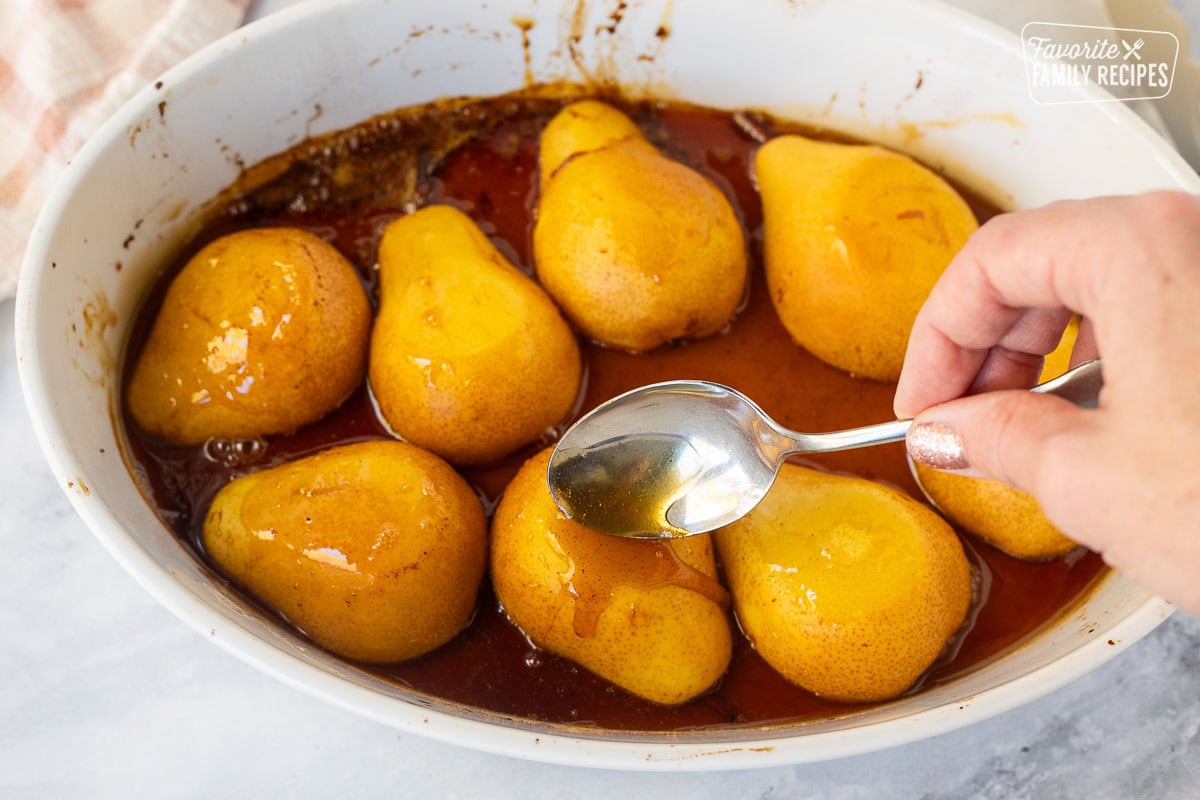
120 93 1105 731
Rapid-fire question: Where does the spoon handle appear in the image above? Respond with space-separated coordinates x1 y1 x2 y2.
787 359 1104 456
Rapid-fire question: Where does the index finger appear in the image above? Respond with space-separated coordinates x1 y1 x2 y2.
893 195 1133 418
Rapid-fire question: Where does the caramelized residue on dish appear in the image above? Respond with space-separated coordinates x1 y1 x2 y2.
121 91 1105 731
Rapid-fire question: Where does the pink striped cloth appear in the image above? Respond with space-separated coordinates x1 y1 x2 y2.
0 0 249 300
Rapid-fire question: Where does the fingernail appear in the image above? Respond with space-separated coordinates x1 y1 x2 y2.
907 422 970 470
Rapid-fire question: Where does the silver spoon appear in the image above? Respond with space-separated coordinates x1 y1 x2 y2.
547 359 1103 538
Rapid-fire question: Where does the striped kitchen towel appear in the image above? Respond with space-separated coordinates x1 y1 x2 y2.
0 0 249 300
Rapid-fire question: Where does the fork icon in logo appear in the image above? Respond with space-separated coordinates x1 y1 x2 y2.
1122 38 1145 60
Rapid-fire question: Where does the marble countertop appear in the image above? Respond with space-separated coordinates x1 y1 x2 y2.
4 1 1200 796
3 297 1199 797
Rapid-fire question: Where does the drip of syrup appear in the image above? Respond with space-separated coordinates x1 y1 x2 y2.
547 522 730 638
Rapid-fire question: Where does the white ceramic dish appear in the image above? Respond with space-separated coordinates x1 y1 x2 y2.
15 0 1199 770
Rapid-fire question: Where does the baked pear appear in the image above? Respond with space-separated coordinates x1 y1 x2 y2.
369 205 582 465
534 101 747 351
757 135 978 380
491 448 733 705
128 228 370 443
715 463 971 702
202 440 487 663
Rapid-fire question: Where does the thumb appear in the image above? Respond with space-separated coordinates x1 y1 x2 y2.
906 390 1101 498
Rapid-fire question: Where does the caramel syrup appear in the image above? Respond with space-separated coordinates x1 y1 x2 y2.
552 529 731 639
121 94 1105 731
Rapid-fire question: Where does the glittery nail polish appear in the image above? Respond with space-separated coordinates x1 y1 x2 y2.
907 422 970 470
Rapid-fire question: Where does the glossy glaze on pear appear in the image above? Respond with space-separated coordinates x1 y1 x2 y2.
369 205 582 465
491 448 732 705
715 463 971 702
128 228 370 443
203 440 487 663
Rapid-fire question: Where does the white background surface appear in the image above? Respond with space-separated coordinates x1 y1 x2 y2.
4 1 1200 797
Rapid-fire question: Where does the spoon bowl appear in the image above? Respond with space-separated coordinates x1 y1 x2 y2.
548 360 1103 538
548 382 785 537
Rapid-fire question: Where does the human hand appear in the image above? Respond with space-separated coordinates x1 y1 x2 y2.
894 191 1200 614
